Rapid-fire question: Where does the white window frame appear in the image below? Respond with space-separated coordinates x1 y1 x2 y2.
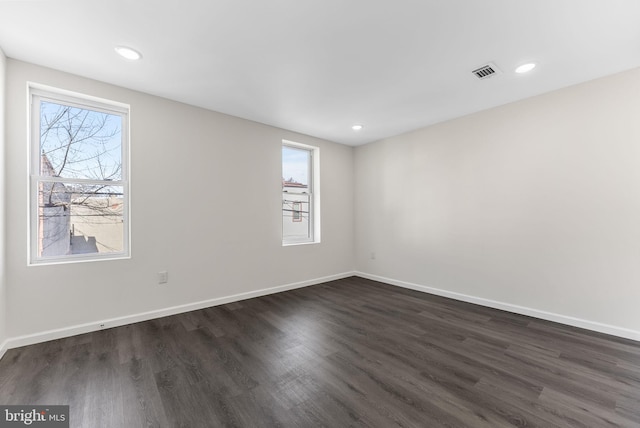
28 84 131 265
282 140 320 246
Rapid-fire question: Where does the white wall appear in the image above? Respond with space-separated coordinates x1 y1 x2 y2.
355 67 640 339
5 58 639 347
0 48 7 356
5 60 354 340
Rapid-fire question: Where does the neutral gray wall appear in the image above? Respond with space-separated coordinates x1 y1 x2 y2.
0 48 6 352
5 60 354 338
4 57 639 345
355 67 640 337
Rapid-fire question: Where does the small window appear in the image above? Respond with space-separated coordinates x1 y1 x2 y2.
29 86 130 264
282 141 319 244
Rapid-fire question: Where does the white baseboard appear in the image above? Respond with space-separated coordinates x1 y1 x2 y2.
355 272 640 342
5 270 635 357
0 339 8 360
3 271 356 353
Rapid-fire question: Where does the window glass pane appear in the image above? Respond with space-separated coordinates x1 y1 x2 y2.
37 182 124 257
282 193 310 241
40 100 122 181
282 146 310 187
282 145 312 242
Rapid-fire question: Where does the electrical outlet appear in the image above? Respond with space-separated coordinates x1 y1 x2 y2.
158 271 168 284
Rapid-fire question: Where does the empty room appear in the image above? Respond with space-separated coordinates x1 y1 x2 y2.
1 1 639 427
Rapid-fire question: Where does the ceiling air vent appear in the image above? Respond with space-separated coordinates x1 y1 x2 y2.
472 63 500 80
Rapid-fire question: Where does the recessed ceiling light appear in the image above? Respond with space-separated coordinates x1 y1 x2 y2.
114 46 142 61
515 63 536 74
352 124 364 131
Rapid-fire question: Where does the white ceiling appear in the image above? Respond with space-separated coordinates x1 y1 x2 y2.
1 0 639 146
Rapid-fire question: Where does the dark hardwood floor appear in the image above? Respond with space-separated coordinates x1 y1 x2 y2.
1 276 639 427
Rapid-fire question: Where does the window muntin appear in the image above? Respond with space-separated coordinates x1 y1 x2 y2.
30 87 130 264
282 143 317 244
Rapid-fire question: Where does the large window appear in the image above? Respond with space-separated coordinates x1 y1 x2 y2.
29 86 130 264
282 141 319 245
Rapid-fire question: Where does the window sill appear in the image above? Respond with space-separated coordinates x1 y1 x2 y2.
29 254 131 267
282 240 320 247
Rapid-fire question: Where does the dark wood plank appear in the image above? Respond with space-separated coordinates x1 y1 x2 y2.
1 276 639 427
